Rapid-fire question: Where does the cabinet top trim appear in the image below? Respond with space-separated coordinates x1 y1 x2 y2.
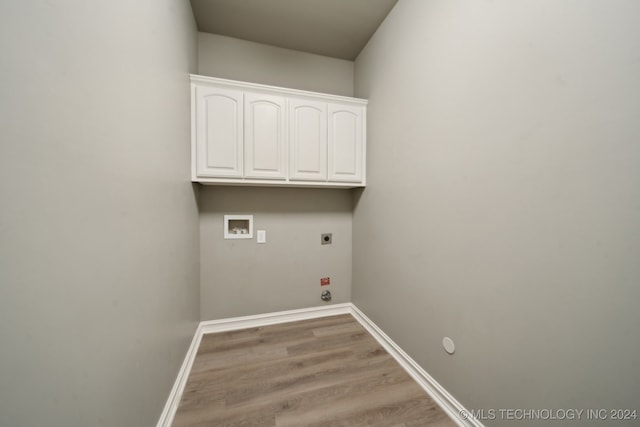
190 74 368 106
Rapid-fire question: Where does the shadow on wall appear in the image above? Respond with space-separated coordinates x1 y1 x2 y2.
352 187 365 211
198 185 355 214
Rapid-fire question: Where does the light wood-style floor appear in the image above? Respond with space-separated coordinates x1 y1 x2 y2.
172 314 456 427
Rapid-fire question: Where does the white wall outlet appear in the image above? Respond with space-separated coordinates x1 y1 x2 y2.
442 337 455 354
257 230 266 244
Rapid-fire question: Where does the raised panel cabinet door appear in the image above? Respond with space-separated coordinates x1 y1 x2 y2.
289 98 327 181
244 92 287 180
328 103 364 183
195 86 243 178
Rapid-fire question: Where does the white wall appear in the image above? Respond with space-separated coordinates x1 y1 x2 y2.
196 34 355 320
198 32 354 96
354 0 640 425
0 1 199 425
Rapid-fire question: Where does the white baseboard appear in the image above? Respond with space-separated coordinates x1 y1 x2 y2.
156 321 204 427
156 303 352 427
157 303 482 427
349 304 484 427
199 303 353 335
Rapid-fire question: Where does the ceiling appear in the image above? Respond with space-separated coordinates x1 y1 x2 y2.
190 0 399 60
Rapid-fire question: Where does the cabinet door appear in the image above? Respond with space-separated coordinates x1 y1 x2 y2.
194 86 243 178
289 99 327 181
244 93 287 180
328 103 364 183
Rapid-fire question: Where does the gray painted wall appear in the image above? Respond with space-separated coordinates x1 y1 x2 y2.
0 1 199 426
198 32 355 96
197 35 354 320
354 0 640 425
200 187 352 320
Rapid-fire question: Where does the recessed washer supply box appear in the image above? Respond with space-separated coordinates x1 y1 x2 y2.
224 215 253 239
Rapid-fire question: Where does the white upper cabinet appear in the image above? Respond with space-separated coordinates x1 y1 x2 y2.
191 75 367 188
328 103 364 183
289 98 327 181
244 92 287 180
193 85 243 178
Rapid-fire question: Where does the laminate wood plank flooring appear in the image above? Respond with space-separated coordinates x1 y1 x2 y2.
172 314 456 427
